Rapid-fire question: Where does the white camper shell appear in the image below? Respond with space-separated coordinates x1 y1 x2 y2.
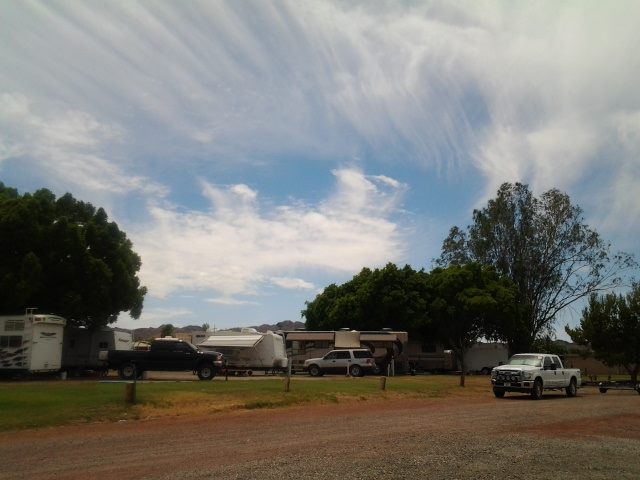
0 312 66 374
63 327 132 373
199 328 288 374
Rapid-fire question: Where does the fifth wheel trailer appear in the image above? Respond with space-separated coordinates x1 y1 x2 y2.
0 312 66 374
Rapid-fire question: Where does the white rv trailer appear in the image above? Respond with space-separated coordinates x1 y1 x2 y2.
62 327 133 373
0 311 66 374
446 342 509 374
199 328 288 374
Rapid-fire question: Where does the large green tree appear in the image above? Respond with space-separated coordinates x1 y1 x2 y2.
428 263 519 386
302 263 431 337
438 182 634 354
566 285 640 383
0 183 146 327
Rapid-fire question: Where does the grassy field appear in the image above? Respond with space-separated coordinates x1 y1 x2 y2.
0 375 489 432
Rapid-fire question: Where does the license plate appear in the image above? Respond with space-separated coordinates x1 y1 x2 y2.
505 383 512 387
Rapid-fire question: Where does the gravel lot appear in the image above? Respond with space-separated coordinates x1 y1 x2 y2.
1 382 638 480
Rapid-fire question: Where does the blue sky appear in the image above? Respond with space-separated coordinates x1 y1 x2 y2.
1 1 639 335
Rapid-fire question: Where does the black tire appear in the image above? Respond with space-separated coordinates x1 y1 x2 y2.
531 378 543 400
197 363 215 380
493 388 505 398
350 364 363 377
599 387 608 394
566 377 578 397
308 365 321 377
118 363 137 380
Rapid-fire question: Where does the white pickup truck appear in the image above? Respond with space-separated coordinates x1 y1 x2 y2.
491 353 581 400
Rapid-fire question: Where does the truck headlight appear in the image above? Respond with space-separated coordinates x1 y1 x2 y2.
522 371 533 380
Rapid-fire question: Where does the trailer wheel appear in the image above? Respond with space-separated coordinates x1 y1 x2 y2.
119 363 137 380
565 377 577 397
197 364 215 380
531 378 543 400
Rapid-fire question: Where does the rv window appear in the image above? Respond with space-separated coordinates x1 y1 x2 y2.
4 320 25 331
1 336 22 348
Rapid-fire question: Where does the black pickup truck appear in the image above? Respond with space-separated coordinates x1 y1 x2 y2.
99 338 224 380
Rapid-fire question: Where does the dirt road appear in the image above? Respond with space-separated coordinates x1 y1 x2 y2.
1 387 638 479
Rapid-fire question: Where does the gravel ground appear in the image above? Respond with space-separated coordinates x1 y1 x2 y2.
0 384 638 480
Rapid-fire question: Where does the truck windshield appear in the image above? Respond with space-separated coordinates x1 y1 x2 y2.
507 355 542 367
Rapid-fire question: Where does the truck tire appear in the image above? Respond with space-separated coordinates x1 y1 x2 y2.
531 378 543 400
350 364 363 377
565 377 578 397
308 365 321 377
493 388 505 398
197 363 215 380
119 363 137 380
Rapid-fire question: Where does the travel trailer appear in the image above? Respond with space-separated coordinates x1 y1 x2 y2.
62 327 133 374
446 342 509 374
199 328 288 374
0 311 66 374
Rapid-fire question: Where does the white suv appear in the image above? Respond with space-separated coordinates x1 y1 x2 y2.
304 349 376 377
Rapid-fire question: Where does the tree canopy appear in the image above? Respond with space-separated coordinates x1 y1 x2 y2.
438 182 634 353
303 263 431 336
428 263 519 385
566 285 640 383
0 183 146 328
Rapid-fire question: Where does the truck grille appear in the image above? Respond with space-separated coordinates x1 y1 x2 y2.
496 371 521 382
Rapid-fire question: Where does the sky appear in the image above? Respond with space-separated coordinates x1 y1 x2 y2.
1 1 639 335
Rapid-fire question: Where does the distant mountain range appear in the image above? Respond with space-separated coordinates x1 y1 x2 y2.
130 320 305 341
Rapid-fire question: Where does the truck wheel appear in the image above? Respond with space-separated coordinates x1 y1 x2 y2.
197 364 215 380
565 377 577 397
308 365 321 377
493 388 505 398
599 387 608 394
350 364 363 377
119 363 137 380
531 378 543 400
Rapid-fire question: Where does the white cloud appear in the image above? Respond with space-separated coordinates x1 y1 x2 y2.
133 168 406 299
270 277 315 290
0 92 167 197
205 297 259 306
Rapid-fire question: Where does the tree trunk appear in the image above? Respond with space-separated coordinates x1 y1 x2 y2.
459 351 465 387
